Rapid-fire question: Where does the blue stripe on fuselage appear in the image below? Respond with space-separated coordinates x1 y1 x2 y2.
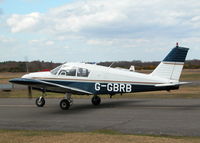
42 79 179 95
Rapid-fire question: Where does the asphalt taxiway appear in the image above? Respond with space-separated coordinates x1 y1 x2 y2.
0 98 200 136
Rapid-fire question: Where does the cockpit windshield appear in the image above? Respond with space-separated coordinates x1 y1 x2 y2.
51 64 90 77
51 65 62 75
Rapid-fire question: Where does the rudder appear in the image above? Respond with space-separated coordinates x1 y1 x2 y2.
151 44 189 81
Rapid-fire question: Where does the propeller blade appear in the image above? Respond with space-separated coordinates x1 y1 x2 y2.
28 86 32 98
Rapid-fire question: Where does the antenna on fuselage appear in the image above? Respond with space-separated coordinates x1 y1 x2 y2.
24 56 29 73
109 62 115 68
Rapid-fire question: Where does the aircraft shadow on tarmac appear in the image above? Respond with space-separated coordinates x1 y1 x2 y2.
51 100 145 114
49 99 200 114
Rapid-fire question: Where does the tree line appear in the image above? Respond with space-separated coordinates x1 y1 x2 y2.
0 61 60 72
98 59 200 70
0 60 199 72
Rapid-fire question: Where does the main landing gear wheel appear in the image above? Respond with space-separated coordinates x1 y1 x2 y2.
60 99 71 110
36 97 45 107
92 96 101 106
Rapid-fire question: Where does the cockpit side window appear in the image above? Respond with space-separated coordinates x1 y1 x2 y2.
59 69 76 76
51 65 62 75
77 68 90 77
53 66 89 77
59 70 67 76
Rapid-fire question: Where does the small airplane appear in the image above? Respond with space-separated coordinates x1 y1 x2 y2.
10 43 189 110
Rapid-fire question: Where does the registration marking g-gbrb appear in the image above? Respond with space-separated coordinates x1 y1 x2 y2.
95 83 132 93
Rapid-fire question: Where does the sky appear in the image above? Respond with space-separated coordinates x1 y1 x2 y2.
0 0 200 62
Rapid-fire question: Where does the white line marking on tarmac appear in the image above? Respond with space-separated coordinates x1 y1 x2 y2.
0 105 35 107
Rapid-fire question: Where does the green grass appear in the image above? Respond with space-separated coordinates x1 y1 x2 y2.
0 90 181 98
0 129 200 143
0 130 65 137
180 73 200 81
92 129 122 135
0 69 200 99
0 85 200 99
138 69 200 81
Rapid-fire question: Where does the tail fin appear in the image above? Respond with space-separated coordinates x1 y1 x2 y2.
151 44 189 81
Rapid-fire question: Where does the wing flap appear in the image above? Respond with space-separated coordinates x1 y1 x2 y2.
9 78 92 95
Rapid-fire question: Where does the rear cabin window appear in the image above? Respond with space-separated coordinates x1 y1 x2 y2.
77 68 90 77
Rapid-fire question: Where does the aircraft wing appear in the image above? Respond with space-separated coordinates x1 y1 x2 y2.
9 78 92 95
155 82 191 87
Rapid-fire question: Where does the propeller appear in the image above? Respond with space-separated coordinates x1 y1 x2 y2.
28 86 32 98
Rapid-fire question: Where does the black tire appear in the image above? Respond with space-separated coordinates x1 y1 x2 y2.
60 99 70 110
36 97 45 107
92 96 101 106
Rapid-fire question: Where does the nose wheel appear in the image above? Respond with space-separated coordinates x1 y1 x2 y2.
91 95 101 106
36 97 45 107
35 90 46 107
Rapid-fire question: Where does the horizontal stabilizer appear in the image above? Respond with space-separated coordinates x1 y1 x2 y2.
155 82 191 87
